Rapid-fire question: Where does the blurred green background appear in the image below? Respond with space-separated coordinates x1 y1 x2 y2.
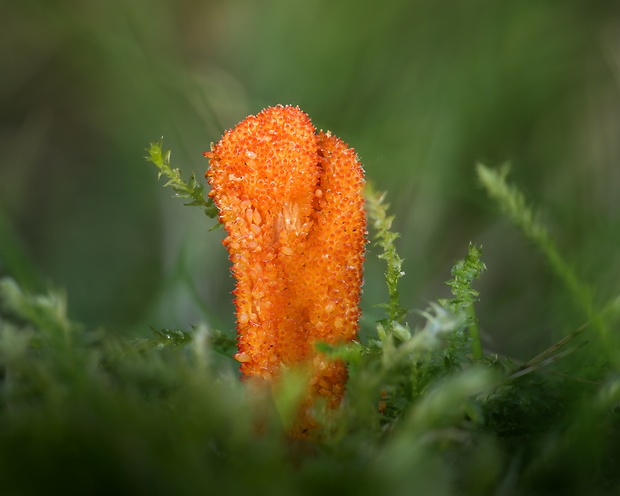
1 0 619 359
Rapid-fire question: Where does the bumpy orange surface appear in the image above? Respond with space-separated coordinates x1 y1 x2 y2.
206 105 365 434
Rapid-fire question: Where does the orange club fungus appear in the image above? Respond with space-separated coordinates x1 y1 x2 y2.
205 105 366 435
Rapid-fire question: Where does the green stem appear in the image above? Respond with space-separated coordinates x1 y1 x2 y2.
467 305 484 360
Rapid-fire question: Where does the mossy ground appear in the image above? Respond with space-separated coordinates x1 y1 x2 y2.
1 164 619 495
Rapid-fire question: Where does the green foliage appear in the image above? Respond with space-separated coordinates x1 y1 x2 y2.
149 326 195 348
439 243 486 318
0 277 74 337
439 243 486 359
359 188 492 435
477 164 595 326
477 164 619 364
365 183 408 344
146 140 219 219
142 325 237 359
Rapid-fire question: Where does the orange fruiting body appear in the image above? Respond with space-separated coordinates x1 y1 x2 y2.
206 105 365 434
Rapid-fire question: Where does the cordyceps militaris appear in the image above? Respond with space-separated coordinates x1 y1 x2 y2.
205 105 366 437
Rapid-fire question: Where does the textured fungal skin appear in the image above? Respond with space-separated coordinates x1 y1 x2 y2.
206 105 365 434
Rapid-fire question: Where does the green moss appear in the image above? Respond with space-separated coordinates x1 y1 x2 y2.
0 162 618 494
